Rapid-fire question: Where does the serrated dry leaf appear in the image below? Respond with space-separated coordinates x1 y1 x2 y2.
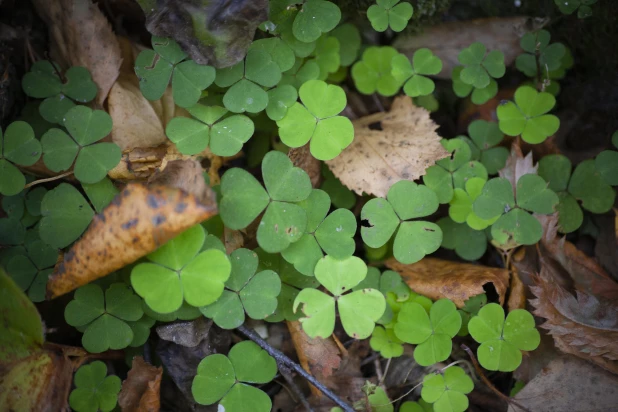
46 184 217 299
385 257 509 308
499 142 538 189
118 356 162 412
326 96 448 198
32 0 122 105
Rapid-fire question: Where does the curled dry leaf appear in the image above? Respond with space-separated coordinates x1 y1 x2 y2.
31 0 122 105
46 183 217 299
385 257 509 307
147 159 213 205
118 356 163 412
326 96 448 198
507 267 527 311
288 144 321 188
499 142 538 189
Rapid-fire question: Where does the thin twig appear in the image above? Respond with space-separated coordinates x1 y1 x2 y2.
236 325 354 412
278 362 314 412
24 171 74 189
378 358 391 387
460 344 532 412
45 52 66 83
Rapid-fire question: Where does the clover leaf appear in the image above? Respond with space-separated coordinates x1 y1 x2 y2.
331 23 362 66
278 11 317 57
457 293 487 336
448 177 498 230
451 66 498 105
69 361 121 412
6 239 58 302
249 37 296 72
82 177 119 214
64 283 143 353
282 189 357 275
460 120 508 174
41 106 120 184
39 183 94 249
131 224 232 313
367 0 414 33
438 217 487 261
277 79 353 160
266 85 298 121
351 46 402 96
421 367 473 412
394 299 461 366
391 49 442 97
292 0 341 43
595 133 618 186
516 30 566 77
142 300 201 322
361 180 442 264
219 151 312 252
568 159 615 214
279 57 321 89
370 325 404 358
166 104 254 156
321 165 356 209
134 36 215 108
354 267 411 303
0 121 41 196
400 400 434 412
192 340 277 412
200 248 281 329
468 303 541 371
497 85 560 144
311 35 341 80
555 0 597 18
294 255 386 339
457 43 505 89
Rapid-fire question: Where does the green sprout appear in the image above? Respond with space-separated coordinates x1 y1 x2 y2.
294 255 386 339
497 85 560 144
64 283 143 353
391 49 442 97
457 43 505 89
200 248 281 329
134 36 215 108
351 46 402 96
554 0 597 18
468 303 541 372
22 61 97 124
40 106 121 184
437 217 487 261
370 325 404 358
6 239 57 302
421 366 473 412
69 361 121 412
459 120 508 174
451 66 498 105
130 224 232 313
321 165 356 209
331 23 362 67
394 299 461 366
277 79 353 160
457 293 487 336
367 0 413 33
0 121 41 196
448 177 498 230
515 30 566 77
361 180 442 264
281 189 357 276
192 341 277 411
292 0 341 43
219 151 312 252
279 57 321 90
165 104 254 156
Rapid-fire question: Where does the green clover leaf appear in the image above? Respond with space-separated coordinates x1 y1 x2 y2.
6 239 58 302
0 121 41 196
370 325 404 358
457 293 487 336
460 120 508 174
292 0 341 43
134 37 215 108
277 79 353 160
279 12 317 57
311 35 341 80
448 178 498 230
82 178 119 214
280 57 321 89
458 43 505 89
394 299 461 366
468 303 541 371
421 366 473 412
516 30 566 77
142 300 201 322
166 104 254 156
391 49 442 97
451 66 498 105
400 400 434 412
595 149 618 187
249 37 296 72
69 361 121 412
192 341 277 411
331 23 362 66
438 217 487 261
554 0 598 17
351 46 402 96
568 159 615 214
126 315 156 347
266 85 299 121
367 0 414 33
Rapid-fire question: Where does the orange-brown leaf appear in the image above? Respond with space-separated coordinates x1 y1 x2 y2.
118 356 163 412
507 267 527 311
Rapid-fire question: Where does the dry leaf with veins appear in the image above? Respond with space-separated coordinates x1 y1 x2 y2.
118 356 162 412
326 96 448 198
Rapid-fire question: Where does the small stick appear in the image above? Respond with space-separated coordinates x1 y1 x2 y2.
45 52 66 83
24 171 74 189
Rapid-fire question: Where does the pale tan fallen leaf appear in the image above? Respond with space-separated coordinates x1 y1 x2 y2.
46 184 217 299
32 0 122 105
326 96 448 198
385 257 509 308
118 356 162 412
289 144 321 188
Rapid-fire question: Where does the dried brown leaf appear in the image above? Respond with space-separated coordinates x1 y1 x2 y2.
118 356 162 412
499 142 538 189
385 257 509 308
32 0 122 105
288 144 321 188
507 267 526 311
147 159 212 205
46 184 217 299
326 96 448 198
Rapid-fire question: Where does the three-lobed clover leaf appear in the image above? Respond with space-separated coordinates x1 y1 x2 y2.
294 255 386 339
266 85 299 121
200 248 281 329
134 36 215 108
0 121 41 196
279 57 321 90
594 132 618 187
165 104 254 156
192 340 277 412
437 217 487 261
457 42 505 89
451 65 498 105
69 361 121 412
457 293 487 336
131 224 231 313
276 79 353 160
448 177 498 230
394 299 461 366
554 0 597 18
421 366 473 412
82 177 119 214
64 283 143 353
516 30 566 77
351 46 402 96
219 151 312 252
292 0 341 43
6 239 58 302
311 35 341 80
400 400 434 412
468 303 540 371
41 106 121 184
561 158 615 216
362 180 442 264
367 0 414 33
391 49 442 97
459 120 508 174
249 37 296 73
370 325 404 358
331 23 362 67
